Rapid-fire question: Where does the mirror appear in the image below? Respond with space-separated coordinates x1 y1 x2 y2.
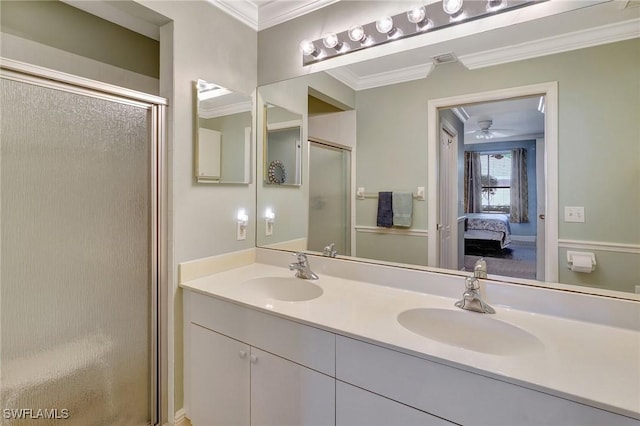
195 79 252 184
264 103 302 186
256 35 639 295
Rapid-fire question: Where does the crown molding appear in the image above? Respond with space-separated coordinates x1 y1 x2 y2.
199 100 252 119
208 0 339 31
258 0 340 31
207 0 259 30
458 18 640 70
327 62 434 91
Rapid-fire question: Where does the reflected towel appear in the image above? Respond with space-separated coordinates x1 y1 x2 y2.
376 192 393 228
393 192 413 227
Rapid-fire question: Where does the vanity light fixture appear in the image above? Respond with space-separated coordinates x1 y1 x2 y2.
442 0 464 16
407 6 432 31
237 208 249 241
300 0 542 66
376 16 400 38
322 33 344 51
265 208 275 236
197 80 232 101
487 0 505 12
347 25 369 45
299 39 321 58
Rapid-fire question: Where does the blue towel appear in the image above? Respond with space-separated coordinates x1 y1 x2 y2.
393 192 413 227
376 192 393 228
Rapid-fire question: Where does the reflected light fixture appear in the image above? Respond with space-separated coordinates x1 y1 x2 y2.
299 39 320 58
443 0 464 15
300 0 542 66
376 16 400 38
322 33 344 51
407 6 432 31
348 25 369 44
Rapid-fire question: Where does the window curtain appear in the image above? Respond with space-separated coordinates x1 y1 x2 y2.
510 148 529 223
463 151 482 213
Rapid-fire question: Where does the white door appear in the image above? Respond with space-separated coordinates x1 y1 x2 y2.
250 347 335 426
438 124 458 269
189 324 250 426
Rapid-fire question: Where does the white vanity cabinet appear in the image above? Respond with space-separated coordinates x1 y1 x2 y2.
336 336 639 426
184 290 336 426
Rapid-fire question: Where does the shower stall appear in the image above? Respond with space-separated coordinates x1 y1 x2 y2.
0 61 165 425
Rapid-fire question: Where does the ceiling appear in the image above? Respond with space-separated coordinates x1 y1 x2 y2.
449 96 545 144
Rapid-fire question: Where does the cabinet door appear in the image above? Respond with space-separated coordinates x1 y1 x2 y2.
189 324 250 426
250 347 335 426
336 381 454 426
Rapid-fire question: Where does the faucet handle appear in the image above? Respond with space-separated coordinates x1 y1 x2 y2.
293 252 308 263
465 276 479 290
474 258 488 279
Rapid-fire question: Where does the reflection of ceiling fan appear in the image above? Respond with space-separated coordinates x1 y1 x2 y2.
466 119 512 140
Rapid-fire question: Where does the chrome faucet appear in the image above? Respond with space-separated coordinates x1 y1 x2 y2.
455 259 495 314
322 243 337 258
289 252 319 280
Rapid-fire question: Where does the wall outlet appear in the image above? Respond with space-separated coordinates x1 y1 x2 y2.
237 222 247 240
265 219 273 236
564 206 585 223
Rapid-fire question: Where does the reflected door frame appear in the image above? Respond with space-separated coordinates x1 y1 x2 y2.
427 82 559 282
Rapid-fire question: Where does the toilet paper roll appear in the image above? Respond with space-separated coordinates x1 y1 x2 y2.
570 253 594 273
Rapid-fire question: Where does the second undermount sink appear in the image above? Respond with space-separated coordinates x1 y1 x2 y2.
397 308 543 356
240 276 323 302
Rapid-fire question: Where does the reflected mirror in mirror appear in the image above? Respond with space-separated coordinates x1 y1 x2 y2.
255 11 639 296
264 104 302 186
195 79 252 184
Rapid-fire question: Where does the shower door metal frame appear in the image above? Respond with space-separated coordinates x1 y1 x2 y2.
0 58 167 426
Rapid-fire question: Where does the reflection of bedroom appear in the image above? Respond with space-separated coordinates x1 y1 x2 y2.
442 95 544 280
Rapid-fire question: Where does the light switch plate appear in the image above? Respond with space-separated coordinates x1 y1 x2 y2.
237 222 247 240
564 206 585 223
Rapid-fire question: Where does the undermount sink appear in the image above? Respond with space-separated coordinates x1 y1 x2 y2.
397 308 543 356
241 276 323 302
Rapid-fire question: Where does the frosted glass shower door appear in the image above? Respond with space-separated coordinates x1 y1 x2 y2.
308 142 351 255
1 76 158 425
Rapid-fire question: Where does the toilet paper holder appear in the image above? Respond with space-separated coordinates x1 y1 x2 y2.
566 251 596 272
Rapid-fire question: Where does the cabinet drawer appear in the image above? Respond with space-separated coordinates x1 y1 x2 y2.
336 381 454 426
188 291 335 376
336 336 637 426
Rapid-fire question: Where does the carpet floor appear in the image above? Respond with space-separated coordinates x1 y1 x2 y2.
464 240 537 280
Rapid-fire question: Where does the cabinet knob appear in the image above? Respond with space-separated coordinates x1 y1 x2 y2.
239 350 247 359
250 354 258 364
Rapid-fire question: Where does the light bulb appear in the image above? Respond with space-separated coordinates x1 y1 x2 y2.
299 39 319 57
407 6 432 30
375 16 394 34
407 7 426 24
322 33 343 51
443 0 464 15
348 25 367 43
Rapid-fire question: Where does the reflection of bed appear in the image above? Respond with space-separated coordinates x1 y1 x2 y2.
464 213 512 250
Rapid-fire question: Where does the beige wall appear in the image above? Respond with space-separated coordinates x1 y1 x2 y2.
137 0 257 415
354 39 639 292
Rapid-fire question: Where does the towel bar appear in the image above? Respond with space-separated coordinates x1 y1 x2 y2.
356 187 425 201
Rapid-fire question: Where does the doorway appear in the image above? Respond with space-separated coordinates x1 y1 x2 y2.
427 83 558 282
1 62 165 424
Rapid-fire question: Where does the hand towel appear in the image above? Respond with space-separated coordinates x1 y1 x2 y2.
376 192 393 228
392 192 413 227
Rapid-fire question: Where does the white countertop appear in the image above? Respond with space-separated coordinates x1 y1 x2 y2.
181 262 640 420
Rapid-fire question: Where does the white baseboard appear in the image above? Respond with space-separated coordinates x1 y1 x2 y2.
174 408 190 426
